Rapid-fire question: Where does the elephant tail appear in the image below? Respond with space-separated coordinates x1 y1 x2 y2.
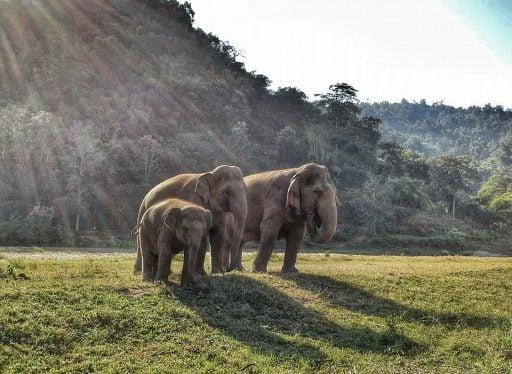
133 224 142 273
130 224 140 236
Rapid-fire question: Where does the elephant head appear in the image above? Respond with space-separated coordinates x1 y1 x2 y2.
194 165 247 214
286 163 340 243
194 165 248 270
165 207 213 249
164 206 213 285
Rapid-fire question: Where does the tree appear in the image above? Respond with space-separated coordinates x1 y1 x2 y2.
343 175 432 237
65 122 106 231
315 83 360 128
249 72 271 93
476 173 512 213
0 104 31 161
276 125 303 166
177 1 195 26
137 135 163 186
273 87 307 107
476 173 512 205
378 142 429 181
429 155 480 217
208 34 246 71
359 116 381 145
494 135 512 173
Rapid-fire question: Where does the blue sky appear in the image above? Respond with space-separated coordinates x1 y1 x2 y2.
445 0 512 63
190 0 512 108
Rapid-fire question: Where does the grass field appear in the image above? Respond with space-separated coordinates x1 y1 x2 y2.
1 250 511 373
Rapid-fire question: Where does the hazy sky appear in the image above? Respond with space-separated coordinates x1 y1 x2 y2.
189 0 512 108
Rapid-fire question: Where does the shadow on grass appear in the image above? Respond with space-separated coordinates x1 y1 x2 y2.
174 275 423 365
285 273 506 328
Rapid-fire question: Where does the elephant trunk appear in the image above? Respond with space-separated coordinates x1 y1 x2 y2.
181 232 203 286
182 239 201 286
307 187 338 244
228 195 248 271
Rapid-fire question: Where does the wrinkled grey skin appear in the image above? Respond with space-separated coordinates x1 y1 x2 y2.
134 165 247 274
238 163 340 273
138 198 212 286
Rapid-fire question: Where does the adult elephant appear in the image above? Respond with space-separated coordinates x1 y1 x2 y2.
235 163 340 273
134 165 247 274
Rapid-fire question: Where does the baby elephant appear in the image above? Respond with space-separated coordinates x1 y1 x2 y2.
137 198 212 286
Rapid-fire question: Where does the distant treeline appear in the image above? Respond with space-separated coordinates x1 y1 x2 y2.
361 100 512 161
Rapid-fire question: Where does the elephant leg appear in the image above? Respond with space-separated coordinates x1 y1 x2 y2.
142 252 157 282
209 226 226 274
227 214 245 272
155 248 172 284
228 243 244 272
282 223 306 273
140 231 156 282
216 213 232 272
133 236 142 273
194 235 208 277
252 221 280 273
182 246 198 286
221 242 230 274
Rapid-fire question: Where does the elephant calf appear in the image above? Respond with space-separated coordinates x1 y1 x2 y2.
137 198 212 286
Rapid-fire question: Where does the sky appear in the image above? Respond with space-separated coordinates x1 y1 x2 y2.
189 0 512 109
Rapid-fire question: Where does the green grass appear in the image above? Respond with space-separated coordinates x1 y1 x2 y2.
1 252 511 373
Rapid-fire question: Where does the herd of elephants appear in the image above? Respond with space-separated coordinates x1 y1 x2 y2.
133 163 340 285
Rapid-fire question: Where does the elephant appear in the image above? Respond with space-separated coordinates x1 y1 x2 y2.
235 163 340 273
134 165 247 274
137 198 212 286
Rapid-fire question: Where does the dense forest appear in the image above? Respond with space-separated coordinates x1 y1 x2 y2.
361 100 512 162
0 0 511 253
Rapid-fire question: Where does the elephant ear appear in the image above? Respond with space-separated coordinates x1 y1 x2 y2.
286 174 301 215
195 173 212 205
164 208 181 231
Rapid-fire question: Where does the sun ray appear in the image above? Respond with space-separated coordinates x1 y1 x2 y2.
0 28 23 93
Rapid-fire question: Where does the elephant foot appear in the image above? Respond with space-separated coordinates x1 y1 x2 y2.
141 274 154 282
252 264 268 273
154 278 170 286
211 266 226 274
195 268 208 278
134 260 142 273
227 264 245 272
281 265 299 274
180 275 197 287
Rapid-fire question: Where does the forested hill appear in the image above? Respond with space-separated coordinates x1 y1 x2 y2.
361 100 512 161
1 0 511 252
0 0 380 244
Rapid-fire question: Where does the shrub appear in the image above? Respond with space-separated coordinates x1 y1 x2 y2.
489 191 512 211
342 176 433 236
0 205 68 246
476 173 512 205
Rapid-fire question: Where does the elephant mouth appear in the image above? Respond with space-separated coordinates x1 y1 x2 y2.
306 209 323 237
